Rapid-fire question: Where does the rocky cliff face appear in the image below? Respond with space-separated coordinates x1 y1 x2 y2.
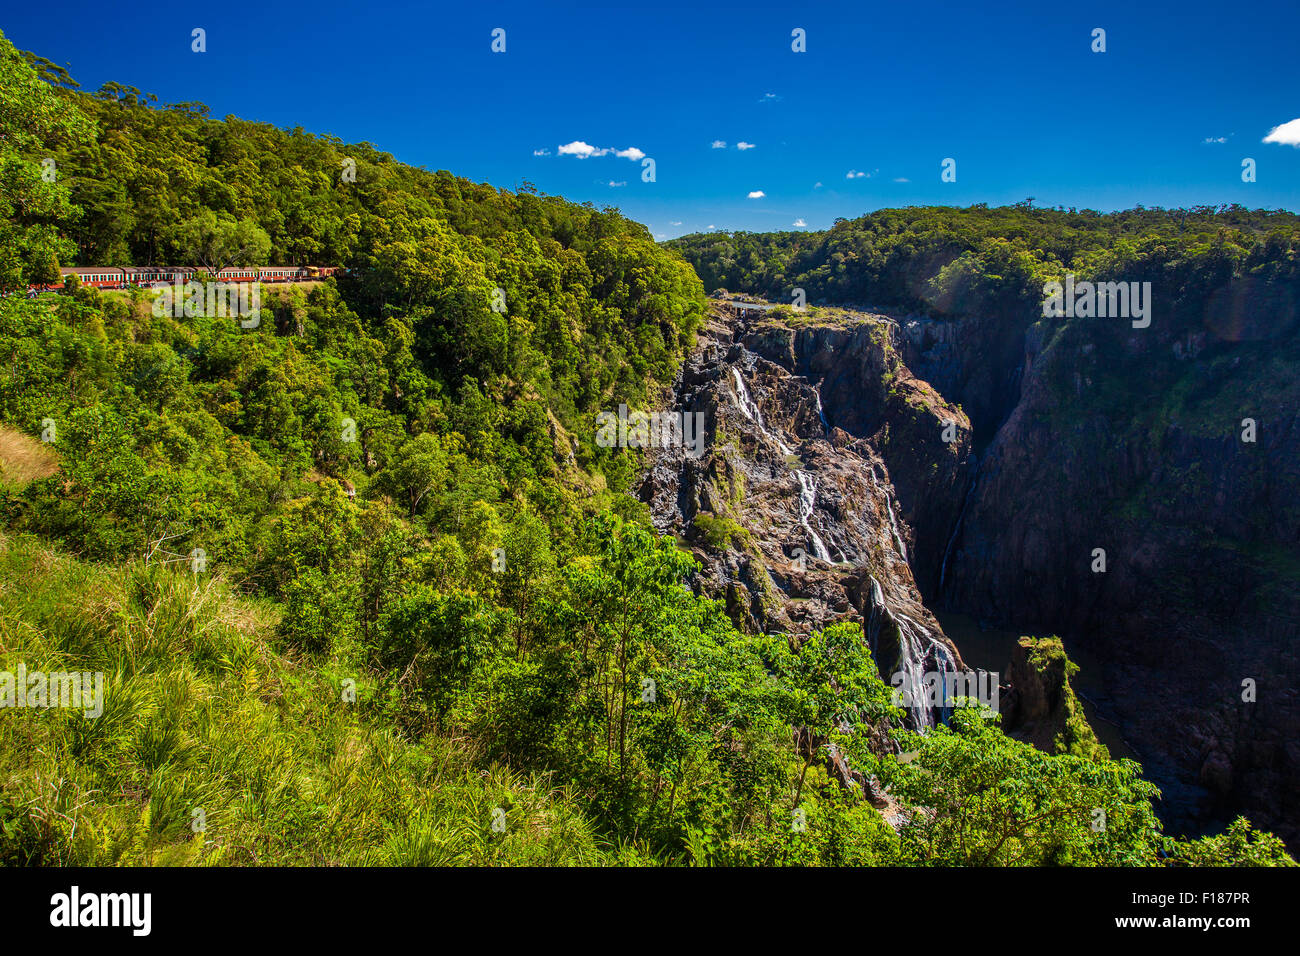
899 312 1027 448
999 636 1106 760
742 318 974 603
914 290 1300 848
639 306 970 728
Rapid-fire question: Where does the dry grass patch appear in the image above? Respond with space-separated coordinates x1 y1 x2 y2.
0 425 58 488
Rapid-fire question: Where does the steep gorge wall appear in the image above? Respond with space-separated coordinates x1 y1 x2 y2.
912 293 1300 846
639 307 970 727
743 318 973 602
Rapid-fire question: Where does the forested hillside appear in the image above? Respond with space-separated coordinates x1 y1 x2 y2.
0 29 1293 866
669 204 1300 322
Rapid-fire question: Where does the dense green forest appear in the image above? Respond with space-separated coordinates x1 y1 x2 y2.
668 203 1300 325
0 30 1293 866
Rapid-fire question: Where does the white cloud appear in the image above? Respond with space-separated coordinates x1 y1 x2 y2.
707 224 716 230
557 140 646 160
747 190 766 199
1263 118 1300 147
670 220 682 226
711 140 727 149
1202 136 1228 144
608 181 626 187
759 93 780 103
814 181 823 189
558 140 601 158
532 148 551 156
893 177 910 183
846 169 868 179
736 141 756 150
793 219 807 228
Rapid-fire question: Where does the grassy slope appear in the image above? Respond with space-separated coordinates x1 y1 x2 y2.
0 532 622 866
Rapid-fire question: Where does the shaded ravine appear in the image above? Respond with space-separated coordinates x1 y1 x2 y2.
903 299 1300 849
938 453 981 598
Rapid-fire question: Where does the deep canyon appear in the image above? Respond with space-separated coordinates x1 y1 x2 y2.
642 293 1300 848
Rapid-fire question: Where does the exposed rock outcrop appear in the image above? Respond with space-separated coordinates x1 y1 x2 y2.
640 306 966 728
999 636 1106 760
742 316 973 599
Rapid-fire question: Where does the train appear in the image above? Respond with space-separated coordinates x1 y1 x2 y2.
27 265 342 293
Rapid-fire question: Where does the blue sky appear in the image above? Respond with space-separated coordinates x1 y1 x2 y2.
5 0 1299 238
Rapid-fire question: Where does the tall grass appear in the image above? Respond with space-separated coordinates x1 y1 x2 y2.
0 533 617 866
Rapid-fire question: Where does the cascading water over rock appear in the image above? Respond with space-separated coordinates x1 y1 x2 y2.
640 304 963 731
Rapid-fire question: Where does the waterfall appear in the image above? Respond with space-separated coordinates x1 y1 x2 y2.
731 366 793 454
730 367 764 429
893 611 937 727
884 496 908 563
676 331 961 744
867 460 909 567
730 361 829 563
939 453 982 597
866 576 886 661
865 575 954 730
726 359 953 726
931 640 956 726
797 472 832 562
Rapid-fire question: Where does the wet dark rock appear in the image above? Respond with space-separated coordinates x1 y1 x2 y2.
642 305 965 731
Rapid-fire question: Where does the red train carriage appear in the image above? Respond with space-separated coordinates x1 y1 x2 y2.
258 267 302 283
59 267 130 289
25 266 341 294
